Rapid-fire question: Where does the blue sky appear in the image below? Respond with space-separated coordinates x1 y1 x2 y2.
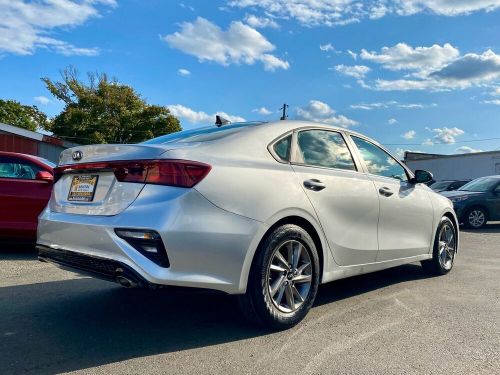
1 0 500 156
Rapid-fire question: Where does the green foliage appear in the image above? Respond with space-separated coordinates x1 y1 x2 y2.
0 99 48 132
42 67 181 145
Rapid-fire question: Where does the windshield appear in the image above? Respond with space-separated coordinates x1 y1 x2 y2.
458 177 499 192
143 122 264 145
430 181 450 190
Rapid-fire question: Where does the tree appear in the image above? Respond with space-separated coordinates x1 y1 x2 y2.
42 67 181 145
0 99 48 132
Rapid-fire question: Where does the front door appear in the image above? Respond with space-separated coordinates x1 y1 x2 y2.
488 183 500 220
350 136 435 261
291 129 380 266
0 156 52 240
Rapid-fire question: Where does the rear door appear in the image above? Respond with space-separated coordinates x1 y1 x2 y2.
349 136 434 261
290 129 380 266
0 156 52 240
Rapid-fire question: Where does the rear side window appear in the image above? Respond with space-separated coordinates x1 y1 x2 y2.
0 158 42 180
273 135 292 162
295 130 356 171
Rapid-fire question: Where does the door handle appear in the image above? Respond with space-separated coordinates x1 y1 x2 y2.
378 187 394 197
303 179 326 191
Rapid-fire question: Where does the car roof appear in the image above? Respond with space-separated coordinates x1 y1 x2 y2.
0 151 53 168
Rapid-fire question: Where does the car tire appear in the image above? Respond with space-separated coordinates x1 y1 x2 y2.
421 216 457 276
238 224 320 330
464 207 488 229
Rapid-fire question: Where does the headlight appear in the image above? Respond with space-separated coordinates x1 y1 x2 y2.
450 195 469 203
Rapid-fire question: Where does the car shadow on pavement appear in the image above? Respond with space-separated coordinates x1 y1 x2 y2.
460 222 500 234
0 244 37 261
0 260 433 375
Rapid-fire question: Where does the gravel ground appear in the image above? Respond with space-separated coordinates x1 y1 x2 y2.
0 224 499 375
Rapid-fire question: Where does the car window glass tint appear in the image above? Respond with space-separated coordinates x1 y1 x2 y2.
273 135 291 161
0 161 39 180
352 136 408 181
296 130 356 171
460 177 499 192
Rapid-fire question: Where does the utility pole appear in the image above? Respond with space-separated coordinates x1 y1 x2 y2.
280 103 289 120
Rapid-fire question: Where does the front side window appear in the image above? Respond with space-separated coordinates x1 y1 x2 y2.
295 130 356 171
0 158 41 180
351 137 408 181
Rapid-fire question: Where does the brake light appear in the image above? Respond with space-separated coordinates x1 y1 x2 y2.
54 160 211 188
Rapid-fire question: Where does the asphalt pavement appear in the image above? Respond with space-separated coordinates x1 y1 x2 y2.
1 225 499 374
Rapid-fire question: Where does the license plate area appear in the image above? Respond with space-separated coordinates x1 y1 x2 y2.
67 175 99 202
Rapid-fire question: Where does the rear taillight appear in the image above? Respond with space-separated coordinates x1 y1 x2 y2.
54 160 211 188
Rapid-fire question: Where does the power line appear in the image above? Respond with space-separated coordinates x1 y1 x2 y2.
384 137 500 146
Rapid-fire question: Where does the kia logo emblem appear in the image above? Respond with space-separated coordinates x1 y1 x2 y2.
72 150 83 161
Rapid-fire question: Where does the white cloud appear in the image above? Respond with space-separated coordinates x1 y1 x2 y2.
422 138 434 146
168 104 245 124
388 118 398 125
429 49 500 83
402 130 416 140
350 101 435 110
34 96 50 105
491 87 500 96
178 68 191 76
455 146 483 154
163 17 289 71
360 43 459 72
296 100 358 128
430 127 465 144
228 1 500 27
347 49 357 60
252 107 273 115
360 46 500 92
483 99 500 105
244 14 279 29
320 43 335 52
334 65 371 79
0 0 115 56
396 0 500 16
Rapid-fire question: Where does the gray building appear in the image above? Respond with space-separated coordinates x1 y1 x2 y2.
404 151 500 181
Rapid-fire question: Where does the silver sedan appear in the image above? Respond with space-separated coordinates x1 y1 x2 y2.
37 121 458 329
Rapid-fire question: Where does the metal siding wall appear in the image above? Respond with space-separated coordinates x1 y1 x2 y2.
406 154 500 180
38 142 65 163
0 132 38 155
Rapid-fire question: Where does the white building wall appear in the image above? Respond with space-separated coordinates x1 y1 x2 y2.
405 153 500 181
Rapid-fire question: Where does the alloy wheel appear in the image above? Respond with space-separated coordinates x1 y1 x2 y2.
266 240 312 313
468 209 486 228
438 223 456 270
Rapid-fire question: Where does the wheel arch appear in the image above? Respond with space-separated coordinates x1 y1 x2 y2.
239 212 329 293
442 209 460 252
464 204 490 220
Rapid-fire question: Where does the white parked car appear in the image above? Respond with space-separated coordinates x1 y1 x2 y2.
37 121 458 329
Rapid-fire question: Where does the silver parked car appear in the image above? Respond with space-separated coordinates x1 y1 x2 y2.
37 121 458 329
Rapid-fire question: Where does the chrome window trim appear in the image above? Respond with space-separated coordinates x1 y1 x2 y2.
290 127 360 173
267 131 293 164
348 134 414 183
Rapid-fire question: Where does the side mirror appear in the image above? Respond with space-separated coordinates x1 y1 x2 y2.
411 170 433 184
36 171 54 183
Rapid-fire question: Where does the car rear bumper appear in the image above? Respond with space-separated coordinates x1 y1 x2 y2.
37 185 264 294
37 244 150 287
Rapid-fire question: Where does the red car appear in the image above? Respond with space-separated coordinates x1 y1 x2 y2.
0 151 54 243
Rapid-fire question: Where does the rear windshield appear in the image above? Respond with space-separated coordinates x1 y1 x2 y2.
143 122 264 145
